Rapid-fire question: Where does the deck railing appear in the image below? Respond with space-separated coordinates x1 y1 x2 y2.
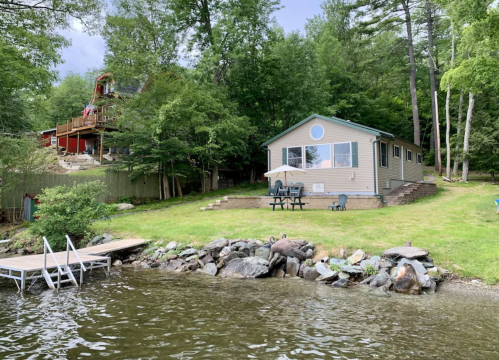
56 110 115 135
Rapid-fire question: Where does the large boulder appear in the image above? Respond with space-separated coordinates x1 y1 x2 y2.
347 249 366 264
303 267 320 281
360 257 380 271
369 268 391 289
316 271 338 283
286 257 300 277
382 247 429 259
315 262 330 275
255 247 271 261
203 263 218 276
204 238 229 252
268 252 286 271
117 203 135 211
165 259 184 271
225 251 248 263
397 258 427 274
394 264 421 295
220 257 269 278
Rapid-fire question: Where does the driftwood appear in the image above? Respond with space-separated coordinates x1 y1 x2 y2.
443 176 461 182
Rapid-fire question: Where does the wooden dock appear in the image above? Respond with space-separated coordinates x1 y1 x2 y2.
0 238 148 291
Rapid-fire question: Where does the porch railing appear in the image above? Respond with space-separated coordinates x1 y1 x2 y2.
56 113 112 135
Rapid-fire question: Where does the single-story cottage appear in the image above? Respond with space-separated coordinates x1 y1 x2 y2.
262 114 424 196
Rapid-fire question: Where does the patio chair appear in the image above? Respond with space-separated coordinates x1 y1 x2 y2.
276 180 288 196
289 182 304 197
328 194 348 211
268 180 281 196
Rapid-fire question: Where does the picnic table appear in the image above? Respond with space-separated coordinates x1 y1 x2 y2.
268 195 307 211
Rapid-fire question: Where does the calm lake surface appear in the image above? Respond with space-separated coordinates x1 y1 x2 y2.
0 268 498 359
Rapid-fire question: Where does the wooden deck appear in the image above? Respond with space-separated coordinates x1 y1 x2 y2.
0 239 148 290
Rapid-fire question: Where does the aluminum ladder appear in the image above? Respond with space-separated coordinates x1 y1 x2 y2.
42 235 87 290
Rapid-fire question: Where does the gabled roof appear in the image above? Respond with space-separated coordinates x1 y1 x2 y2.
262 114 396 146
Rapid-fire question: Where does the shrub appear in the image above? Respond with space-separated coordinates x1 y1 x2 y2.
33 181 110 250
119 196 131 204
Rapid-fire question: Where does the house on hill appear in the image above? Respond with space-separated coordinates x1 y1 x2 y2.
262 114 425 197
54 73 143 162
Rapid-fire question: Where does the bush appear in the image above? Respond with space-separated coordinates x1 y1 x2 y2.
33 181 110 250
119 196 131 204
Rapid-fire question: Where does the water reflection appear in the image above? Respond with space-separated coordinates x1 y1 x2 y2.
0 268 498 359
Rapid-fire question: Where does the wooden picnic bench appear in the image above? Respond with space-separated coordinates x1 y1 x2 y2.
290 201 307 211
268 201 285 211
269 195 306 211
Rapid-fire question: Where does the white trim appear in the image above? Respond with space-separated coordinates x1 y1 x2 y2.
417 153 422 165
50 136 56 146
393 145 400 158
333 142 353 168
401 146 404 181
380 141 388 168
309 124 325 141
304 143 332 169
406 149 413 162
287 146 304 169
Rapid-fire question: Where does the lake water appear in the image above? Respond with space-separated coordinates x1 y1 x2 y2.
0 268 498 359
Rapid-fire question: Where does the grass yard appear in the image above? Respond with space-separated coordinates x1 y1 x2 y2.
93 177 499 284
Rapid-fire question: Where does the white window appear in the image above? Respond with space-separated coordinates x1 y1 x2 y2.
305 144 331 169
393 145 400 158
333 142 352 168
287 147 303 168
407 149 413 162
50 136 56 146
417 153 422 164
310 124 324 140
313 183 325 193
380 142 388 167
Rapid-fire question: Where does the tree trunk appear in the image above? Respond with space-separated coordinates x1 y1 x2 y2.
211 164 219 191
491 173 495 183
445 84 451 178
426 0 438 167
462 93 475 182
175 176 183 197
434 91 442 176
402 0 421 146
158 167 163 200
171 162 175 198
250 167 256 184
163 171 171 199
453 91 464 175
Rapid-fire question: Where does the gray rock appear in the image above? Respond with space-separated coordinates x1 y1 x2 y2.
225 251 248 262
330 258 347 266
203 262 218 276
90 235 102 245
359 274 376 285
268 252 286 270
370 255 381 262
286 257 300 277
340 265 363 274
131 261 141 267
102 233 113 244
360 258 380 271
204 238 229 252
347 249 366 264
113 260 123 267
315 262 330 275
379 258 395 269
165 259 183 271
369 286 392 298
427 267 441 281
339 272 350 279
17 249 25 255
255 247 271 261
140 262 151 269
0 247 8 254
369 268 391 288
382 246 429 259
397 258 427 275
201 255 214 265
233 241 249 249
117 203 135 211
274 264 286 278
316 270 338 282
424 280 437 294
298 262 307 277
179 248 198 258
418 273 432 288
282 248 307 261
220 257 269 278
166 241 177 251
303 267 320 281
305 249 314 259
219 246 232 258
331 278 350 288
185 254 198 262
421 261 434 268
390 266 398 278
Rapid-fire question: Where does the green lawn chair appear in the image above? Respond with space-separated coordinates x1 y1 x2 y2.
328 194 348 211
289 182 304 197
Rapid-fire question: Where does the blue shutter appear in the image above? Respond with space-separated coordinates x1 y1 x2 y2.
352 142 358 167
282 148 287 165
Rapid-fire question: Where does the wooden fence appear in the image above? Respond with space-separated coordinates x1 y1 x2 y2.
1 171 160 209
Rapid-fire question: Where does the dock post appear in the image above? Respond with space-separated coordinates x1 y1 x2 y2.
107 258 111 276
80 266 84 286
20 271 26 291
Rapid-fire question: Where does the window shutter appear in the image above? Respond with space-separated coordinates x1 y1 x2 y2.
392 144 395 157
282 148 287 165
386 143 389 168
352 142 358 167
378 142 381 166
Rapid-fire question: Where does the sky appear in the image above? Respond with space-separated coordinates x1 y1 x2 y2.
55 0 324 78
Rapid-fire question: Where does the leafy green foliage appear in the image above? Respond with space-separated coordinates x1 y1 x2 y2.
364 264 378 276
32 181 110 250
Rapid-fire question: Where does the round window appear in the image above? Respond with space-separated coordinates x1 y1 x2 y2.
310 124 324 140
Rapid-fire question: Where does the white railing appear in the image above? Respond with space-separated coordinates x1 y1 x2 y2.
65 235 87 285
43 236 64 290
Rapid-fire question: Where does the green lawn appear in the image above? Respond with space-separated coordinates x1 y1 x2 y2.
93 177 499 284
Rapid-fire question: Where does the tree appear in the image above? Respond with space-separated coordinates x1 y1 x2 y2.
0 135 51 223
32 181 110 250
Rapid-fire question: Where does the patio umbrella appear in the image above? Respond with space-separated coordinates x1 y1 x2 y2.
264 165 306 185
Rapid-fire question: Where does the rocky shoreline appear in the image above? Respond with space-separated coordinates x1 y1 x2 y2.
109 235 449 296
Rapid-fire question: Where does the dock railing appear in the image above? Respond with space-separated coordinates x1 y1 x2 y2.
65 234 87 285
42 236 64 290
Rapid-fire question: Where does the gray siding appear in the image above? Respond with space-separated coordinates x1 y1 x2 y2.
268 117 376 194
376 138 424 193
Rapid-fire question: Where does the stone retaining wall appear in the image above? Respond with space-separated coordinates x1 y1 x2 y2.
201 195 384 211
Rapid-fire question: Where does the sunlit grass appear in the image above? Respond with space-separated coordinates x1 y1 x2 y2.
94 180 499 284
